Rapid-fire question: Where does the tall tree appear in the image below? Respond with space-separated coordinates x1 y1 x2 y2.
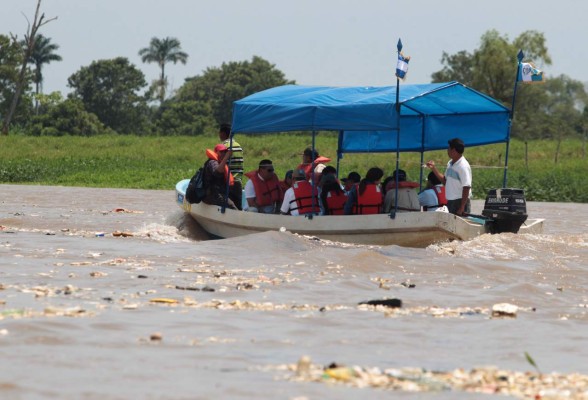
68 57 149 134
27 34 62 96
429 30 588 140
138 37 188 103
0 35 25 122
175 56 293 124
1 0 56 135
432 30 552 105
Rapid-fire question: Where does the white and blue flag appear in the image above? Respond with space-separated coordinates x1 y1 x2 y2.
395 52 410 80
518 62 544 83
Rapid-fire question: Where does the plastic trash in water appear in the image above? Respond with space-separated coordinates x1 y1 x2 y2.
95 232 105 237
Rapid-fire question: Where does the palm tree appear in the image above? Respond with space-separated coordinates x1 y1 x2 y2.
139 37 188 103
28 34 62 96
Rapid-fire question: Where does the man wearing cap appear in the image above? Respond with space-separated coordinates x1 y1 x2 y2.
426 137 472 216
296 147 331 181
218 123 244 210
244 160 282 213
202 144 237 209
280 169 320 216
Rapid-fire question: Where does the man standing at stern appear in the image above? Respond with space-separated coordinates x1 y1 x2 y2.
426 138 471 216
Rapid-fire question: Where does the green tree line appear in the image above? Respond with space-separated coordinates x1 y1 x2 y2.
1 22 587 140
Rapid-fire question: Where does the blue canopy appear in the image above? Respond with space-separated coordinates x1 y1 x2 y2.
231 82 511 153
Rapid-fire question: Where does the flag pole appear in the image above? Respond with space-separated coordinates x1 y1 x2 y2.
503 49 524 188
391 38 403 219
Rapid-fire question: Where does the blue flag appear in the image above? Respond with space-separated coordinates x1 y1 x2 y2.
518 62 544 83
395 52 410 80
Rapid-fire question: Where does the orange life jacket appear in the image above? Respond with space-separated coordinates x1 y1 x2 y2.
296 156 332 181
290 180 320 215
325 190 348 215
354 183 382 215
206 149 234 186
244 170 282 207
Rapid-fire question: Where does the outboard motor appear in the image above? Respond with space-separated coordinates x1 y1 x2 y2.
482 188 528 234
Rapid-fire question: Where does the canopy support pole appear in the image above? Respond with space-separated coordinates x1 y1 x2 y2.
308 131 317 219
504 50 524 188
336 130 343 180
390 38 403 220
419 119 426 192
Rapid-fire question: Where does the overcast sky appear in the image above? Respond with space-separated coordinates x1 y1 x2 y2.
2 0 587 96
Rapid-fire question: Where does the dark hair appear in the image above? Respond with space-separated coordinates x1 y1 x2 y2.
448 138 465 154
428 171 442 186
258 159 273 169
320 175 344 213
285 169 293 179
303 147 319 159
346 171 361 183
322 165 337 176
219 123 231 138
381 176 395 195
392 169 407 182
359 167 384 196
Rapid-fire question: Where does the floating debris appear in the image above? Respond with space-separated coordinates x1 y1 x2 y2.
358 299 402 308
271 358 588 399
492 303 518 318
149 298 179 304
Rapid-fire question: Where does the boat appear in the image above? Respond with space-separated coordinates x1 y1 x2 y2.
176 82 544 247
175 180 543 247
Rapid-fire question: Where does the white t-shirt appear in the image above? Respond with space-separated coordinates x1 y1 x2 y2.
280 187 299 215
244 178 257 199
445 156 472 200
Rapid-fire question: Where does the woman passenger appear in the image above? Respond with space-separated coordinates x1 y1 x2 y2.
343 167 384 215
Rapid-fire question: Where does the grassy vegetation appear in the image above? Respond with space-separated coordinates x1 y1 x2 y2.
1 134 586 202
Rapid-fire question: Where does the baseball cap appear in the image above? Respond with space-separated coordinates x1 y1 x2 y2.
214 144 228 152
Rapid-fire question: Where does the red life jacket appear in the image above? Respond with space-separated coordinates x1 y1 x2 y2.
296 156 332 181
279 180 291 193
386 180 420 191
354 183 382 215
432 185 448 206
244 170 282 207
325 190 348 215
205 149 234 186
290 181 320 215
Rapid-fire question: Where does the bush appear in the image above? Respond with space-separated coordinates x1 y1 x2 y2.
29 99 110 136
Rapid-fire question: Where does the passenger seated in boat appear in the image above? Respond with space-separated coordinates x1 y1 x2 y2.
279 170 293 193
244 160 283 214
383 169 420 213
280 169 320 216
341 171 361 194
296 147 331 182
320 174 348 215
202 144 238 210
419 171 448 212
343 167 384 215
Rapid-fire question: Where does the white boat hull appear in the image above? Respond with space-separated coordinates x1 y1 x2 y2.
176 180 544 247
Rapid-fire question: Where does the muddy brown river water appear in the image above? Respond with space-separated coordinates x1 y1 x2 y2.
1 184 587 399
